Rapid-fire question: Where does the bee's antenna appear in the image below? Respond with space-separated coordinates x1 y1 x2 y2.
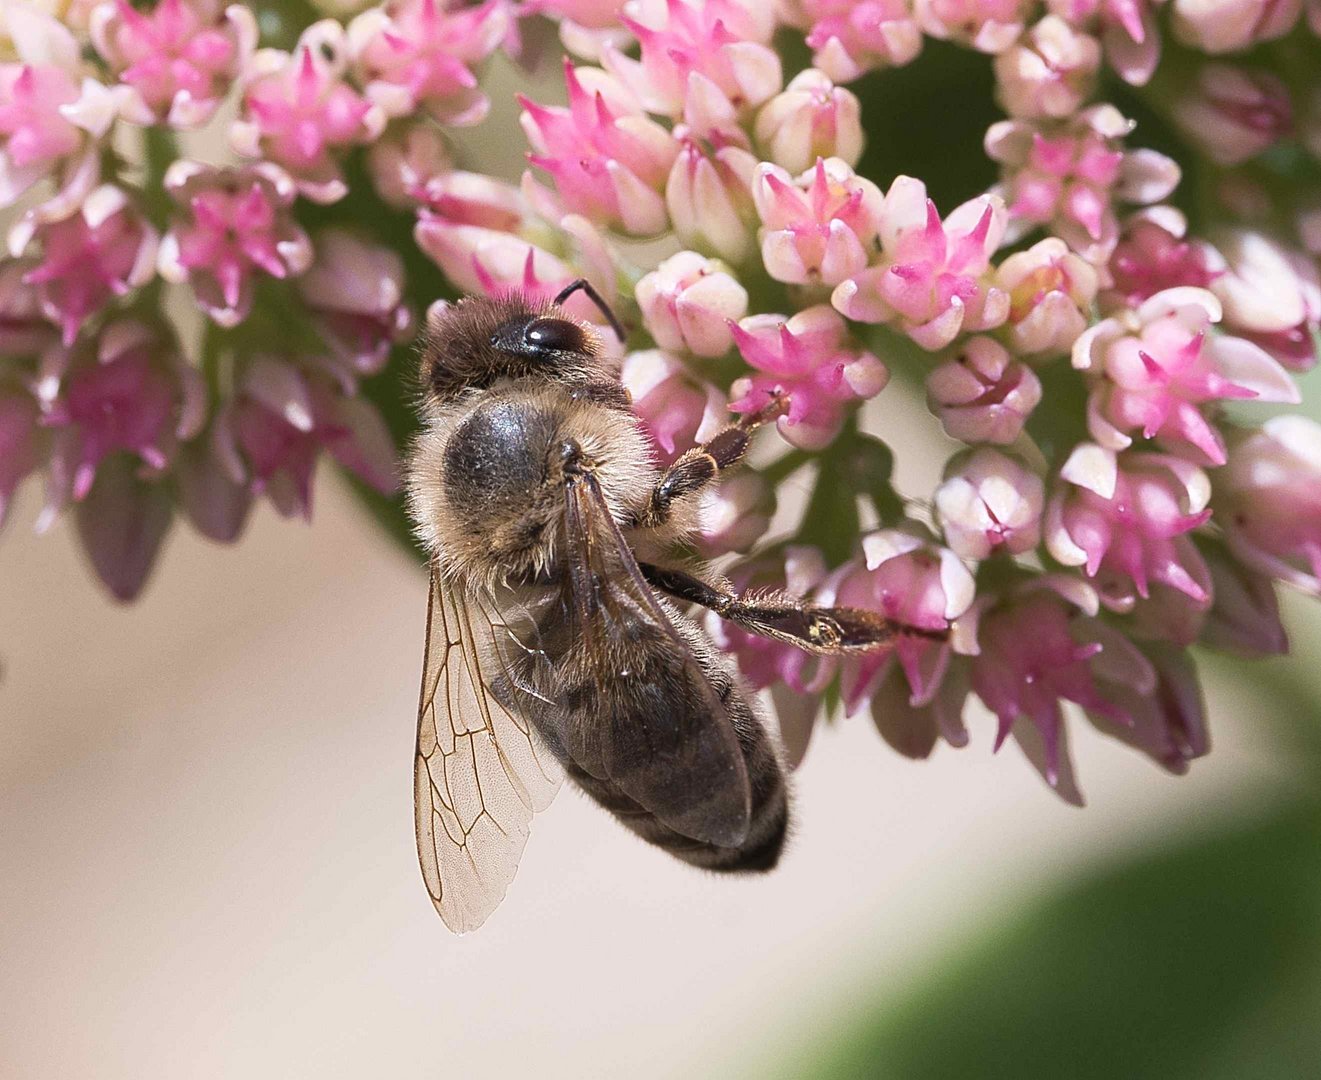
553 278 627 345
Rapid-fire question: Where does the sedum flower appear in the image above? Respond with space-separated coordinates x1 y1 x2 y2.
1170 63 1294 167
90 0 257 128
1170 0 1301 52
619 348 727 465
996 237 1099 358
9 184 159 347
296 228 414 386
1073 287 1299 464
40 320 204 522
1216 416 1321 595
986 105 1179 262
665 135 759 265
1104 208 1218 309
157 161 314 327
1199 539 1289 656
833 177 1009 350
916 0 1032 53
0 6 116 208
1047 0 1164 86
214 357 396 520
958 574 1150 799
348 0 509 126
925 335 1043 444
730 305 889 449
753 156 884 286
519 60 678 235
634 251 748 358
1206 229 1321 373
935 448 1045 559
826 527 975 710
603 0 782 131
231 22 386 204
753 68 864 176
994 15 1101 120
789 0 923 82
1046 442 1213 608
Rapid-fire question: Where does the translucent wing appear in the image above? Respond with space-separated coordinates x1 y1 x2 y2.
557 472 752 847
414 562 562 933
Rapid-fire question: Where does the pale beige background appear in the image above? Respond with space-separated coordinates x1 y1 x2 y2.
0 453 1308 1079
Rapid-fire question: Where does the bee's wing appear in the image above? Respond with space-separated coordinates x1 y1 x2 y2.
560 472 752 848
415 562 562 934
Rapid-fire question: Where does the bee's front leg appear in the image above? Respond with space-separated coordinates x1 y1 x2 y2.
638 392 789 529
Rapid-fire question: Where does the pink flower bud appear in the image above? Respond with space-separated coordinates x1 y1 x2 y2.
1199 540 1288 656
1088 645 1208 773
215 357 396 519
231 23 385 204
347 0 508 126
826 527 975 709
665 135 759 265
635 251 747 357
996 237 1098 358
1206 229 1320 373
0 383 41 528
1171 0 1301 53
41 320 204 520
158 161 312 328
1217 415 1321 594
793 0 923 82
296 228 414 385
917 0 1031 52
0 8 113 206
730 305 889 449
365 121 455 208
994 16 1100 119
0 257 57 358
936 448 1045 559
1171 63 1293 167
90 0 257 128
1104 208 1219 310
9 184 159 346
73 451 174 601
754 157 885 286
753 69 864 176
833 177 1009 350
1073 287 1299 465
986 106 1179 262
619 348 726 465
519 60 678 235
696 470 775 556
1047 0 1162 86
1046 443 1214 608
926 336 1042 444
603 0 782 125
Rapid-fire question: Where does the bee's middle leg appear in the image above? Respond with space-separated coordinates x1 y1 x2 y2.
638 392 789 529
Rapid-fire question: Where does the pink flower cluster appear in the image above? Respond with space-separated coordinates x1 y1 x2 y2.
0 0 514 597
475 0 1321 803
1 0 1318 806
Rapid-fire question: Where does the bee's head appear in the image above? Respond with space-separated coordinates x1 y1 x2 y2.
419 291 613 405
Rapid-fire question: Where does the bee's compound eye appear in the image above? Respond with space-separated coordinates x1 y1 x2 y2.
523 317 584 354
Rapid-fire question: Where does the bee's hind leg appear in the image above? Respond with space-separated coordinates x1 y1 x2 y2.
639 562 943 656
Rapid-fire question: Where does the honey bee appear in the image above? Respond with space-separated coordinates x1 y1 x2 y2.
406 281 936 932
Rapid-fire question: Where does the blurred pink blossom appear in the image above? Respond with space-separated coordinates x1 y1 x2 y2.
1171 63 1293 166
790 0 923 82
994 15 1101 120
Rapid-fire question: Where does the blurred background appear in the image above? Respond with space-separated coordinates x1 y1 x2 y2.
2 372 1319 1079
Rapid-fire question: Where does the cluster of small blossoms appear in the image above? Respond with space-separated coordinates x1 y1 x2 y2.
495 0 1321 801
2 0 1319 803
0 0 516 597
